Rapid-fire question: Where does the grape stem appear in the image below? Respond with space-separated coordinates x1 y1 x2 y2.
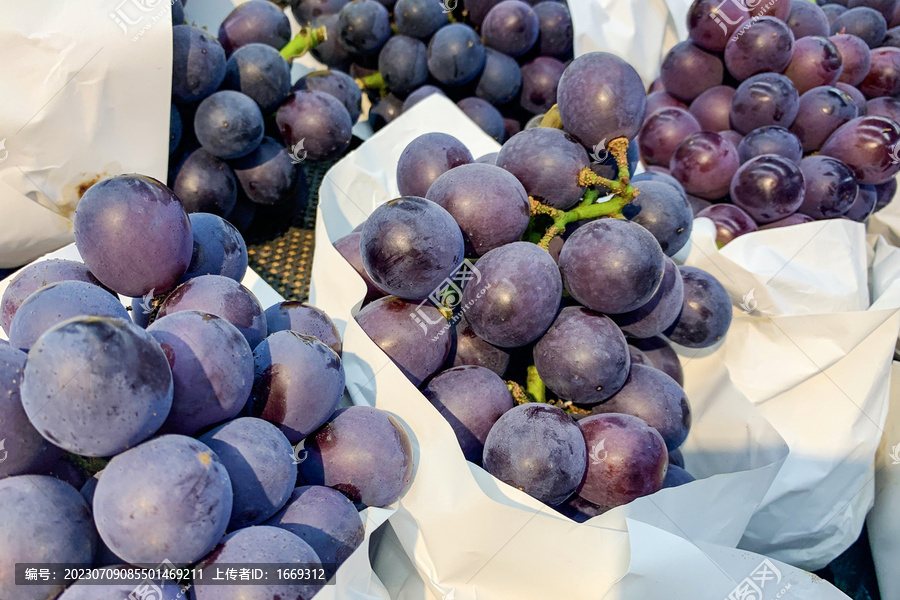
508 366 592 415
280 26 328 62
525 365 546 403
356 72 388 96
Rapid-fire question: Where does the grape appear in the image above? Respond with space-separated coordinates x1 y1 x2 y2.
355 296 450 386
737 125 803 164
665 266 733 348
265 485 364 579
218 0 291 55
74 175 192 297
688 86 735 133
787 0 830 38
58 567 182 600
631 336 684 386
638 107 702 167
22 317 172 456
424 365 515 462
577 413 667 508
835 82 868 115
292 0 349 22
0 346 61 478
686 194 713 215
338 0 391 54
557 52 647 146
719 129 744 149
751 0 791 19
687 0 750 52
293 69 363 123
182 213 248 282
475 49 522 106
299 406 414 507
231 137 301 205
265 301 342 355
276 90 354 161
831 34 872 86
663 465 696 488
0 476 96 600
193 526 321 600
463 0 502 26
198 417 296 530
730 73 800 134
482 0 539 57
1 259 103 335
533 307 629 404
379 35 429 97
759 213 815 228
534 1 572 57
172 0 184 24
333 230 387 302
860 47 900 98
823 4 848 25
612 257 685 338
158 274 268 348
660 41 724 102
519 56 566 114
476 152 499 165
462 242 562 347
849 0 899 19
369 94 405 131
427 24 487 86
403 85 447 112
782 36 843 94
310 14 353 69
496 127 589 209
789 85 859 152
425 163 530 255
830 7 887 48
395 0 448 39
396 132 473 197
628 344 651 366
631 170 688 200
648 90 688 114
874 177 897 211
669 132 740 199
668 446 686 468
194 90 265 160
483 403 587 506
724 17 794 82
621 181 694 256
560 218 665 314
172 148 238 216
8 281 128 351
458 97 506 141
844 184 878 221
731 154 805 223
820 116 900 184
225 193 257 233
171 26 226 104
868 97 900 123
886 25 900 47
696 203 759 246
446 313 511 375
223 43 291 112
169 104 182 154
797 155 859 218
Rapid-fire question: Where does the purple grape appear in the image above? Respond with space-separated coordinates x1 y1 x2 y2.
447 314 511 375
868 97 900 123
473 49 522 106
621 181 694 256
158 274 267 348
395 0 448 39
170 103 182 154
686 194 713 215
356 296 450 386
665 266 732 348
333 230 387 302
310 14 353 69
299 405 414 507
338 0 391 54
293 69 363 123
789 85 859 151
476 152 499 165
276 90 353 161
484 403 587 505
730 73 800 134
835 82 868 114
688 86 735 133
860 47 900 98
782 36 843 94
218 0 291 55
696 203 759 246
885 25 900 47
751 0 791 19
848 0 898 19
631 336 684 386
738 125 803 164
638 107 702 167
875 177 897 211
820 116 900 184
557 52 647 146
182 213 248 282
632 170 688 199
74 175 192 297
172 148 238 216
379 35 429 97
669 131 740 199
787 0 830 38
223 43 290 113
759 213 815 228
519 56 565 114
830 7 887 48
427 24 487 86
534 1 572 57
464 0 502 26
648 90 688 115
171 26 226 104
231 137 301 205
719 129 744 148
822 3 848 23
265 485 364 579
660 41 724 102
265 301 341 355
731 154 805 223
424 365 515 462
425 163 530 255
577 413 667 508
831 33 871 86
629 344 651 366
663 465 696 488
534 306 630 404
462 242 562 347
612 257 685 338
845 184 878 220
194 90 265 160
396 132 473 197
457 97 506 141
724 17 794 82
687 0 750 52
482 0 539 57
369 93 405 131
292 0 349 22
797 155 859 218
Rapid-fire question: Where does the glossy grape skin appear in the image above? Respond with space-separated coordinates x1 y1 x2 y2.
457 97 506 141
628 344 651 367
783 36 843 95
299 406 414 507
696 204 759 246
868 97 900 124
276 90 353 162
425 163 530 256
519 56 565 115
446 314 511 376
660 41 724 102
170 104 182 154
533 1 572 57
787 0 830 38
158 274 267 349
58 568 182 600
293 70 363 123
612 257 685 339
218 0 291 56
731 154 805 223
194 90 265 160
496 128 589 209
0 347 61 478
231 137 301 206
464 0 503 26
333 230 387 302
223 43 290 112
395 0 447 39
822 3 848 25
631 170 688 200
396 132 473 198
724 17 794 82
74 175 192 297
482 0 539 57
577 413 667 508
8 281 128 351
860 47 900 99
738 126 803 164
173 148 238 216
182 213 248 282
687 0 750 52
797 155 859 218
424 365 515 462
472 49 520 106
845 184 878 221
638 107 702 167
831 34 871 86
369 94 406 132
557 52 647 146
292 0 349 22
820 116 900 184
662 465 696 488
688 86 735 133
310 14 353 69
171 26 226 104
669 132 740 200
427 24 487 86
835 83 868 116
621 181 693 256
631 336 684 386
462 242 562 348
193 526 321 600
730 73 801 134
483 403 586 506
1 259 102 335
830 7 887 48
265 302 341 355
264 485 364 579
378 36 428 97
0 476 96 600
665 266 733 348
338 0 391 54
648 90 688 115
759 213 815 229
789 85 859 152
874 178 897 212
718 129 744 149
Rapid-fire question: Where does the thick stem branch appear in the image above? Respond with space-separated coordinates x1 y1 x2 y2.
280 26 327 62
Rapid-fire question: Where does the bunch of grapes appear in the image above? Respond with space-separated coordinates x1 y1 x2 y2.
336 51 733 518
641 0 900 246
0 174 413 600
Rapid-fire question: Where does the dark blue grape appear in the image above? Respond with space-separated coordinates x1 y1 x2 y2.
457 97 505 141
338 0 391 54
396 132 473 197
664 266 733 348
172 25 226 104
369 93 405 131
402 84 448 111
612 257 684 339
482 0 539 57
293 70 362 123
182 212 248 281
475 49 522 105
519 56 565 114
292 0 349 23
830 6 887 48
395 0 448 38
310 14 354 69
170 104 182 154
173 148 238 216
195 90 265 160
662 464 696 488
845 184 878 221
534 1 572 58
276 90 353 161
231 137 301 205
218 0 291 55
223 43 291 112
621 181 693 256
631 335 684 386
427 24 487 86
379 35 429 96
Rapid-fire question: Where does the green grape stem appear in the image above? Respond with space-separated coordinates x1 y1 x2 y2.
355 72 388 96
280 26 328 62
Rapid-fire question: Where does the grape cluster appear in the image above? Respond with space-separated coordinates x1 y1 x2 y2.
643 0 900 246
